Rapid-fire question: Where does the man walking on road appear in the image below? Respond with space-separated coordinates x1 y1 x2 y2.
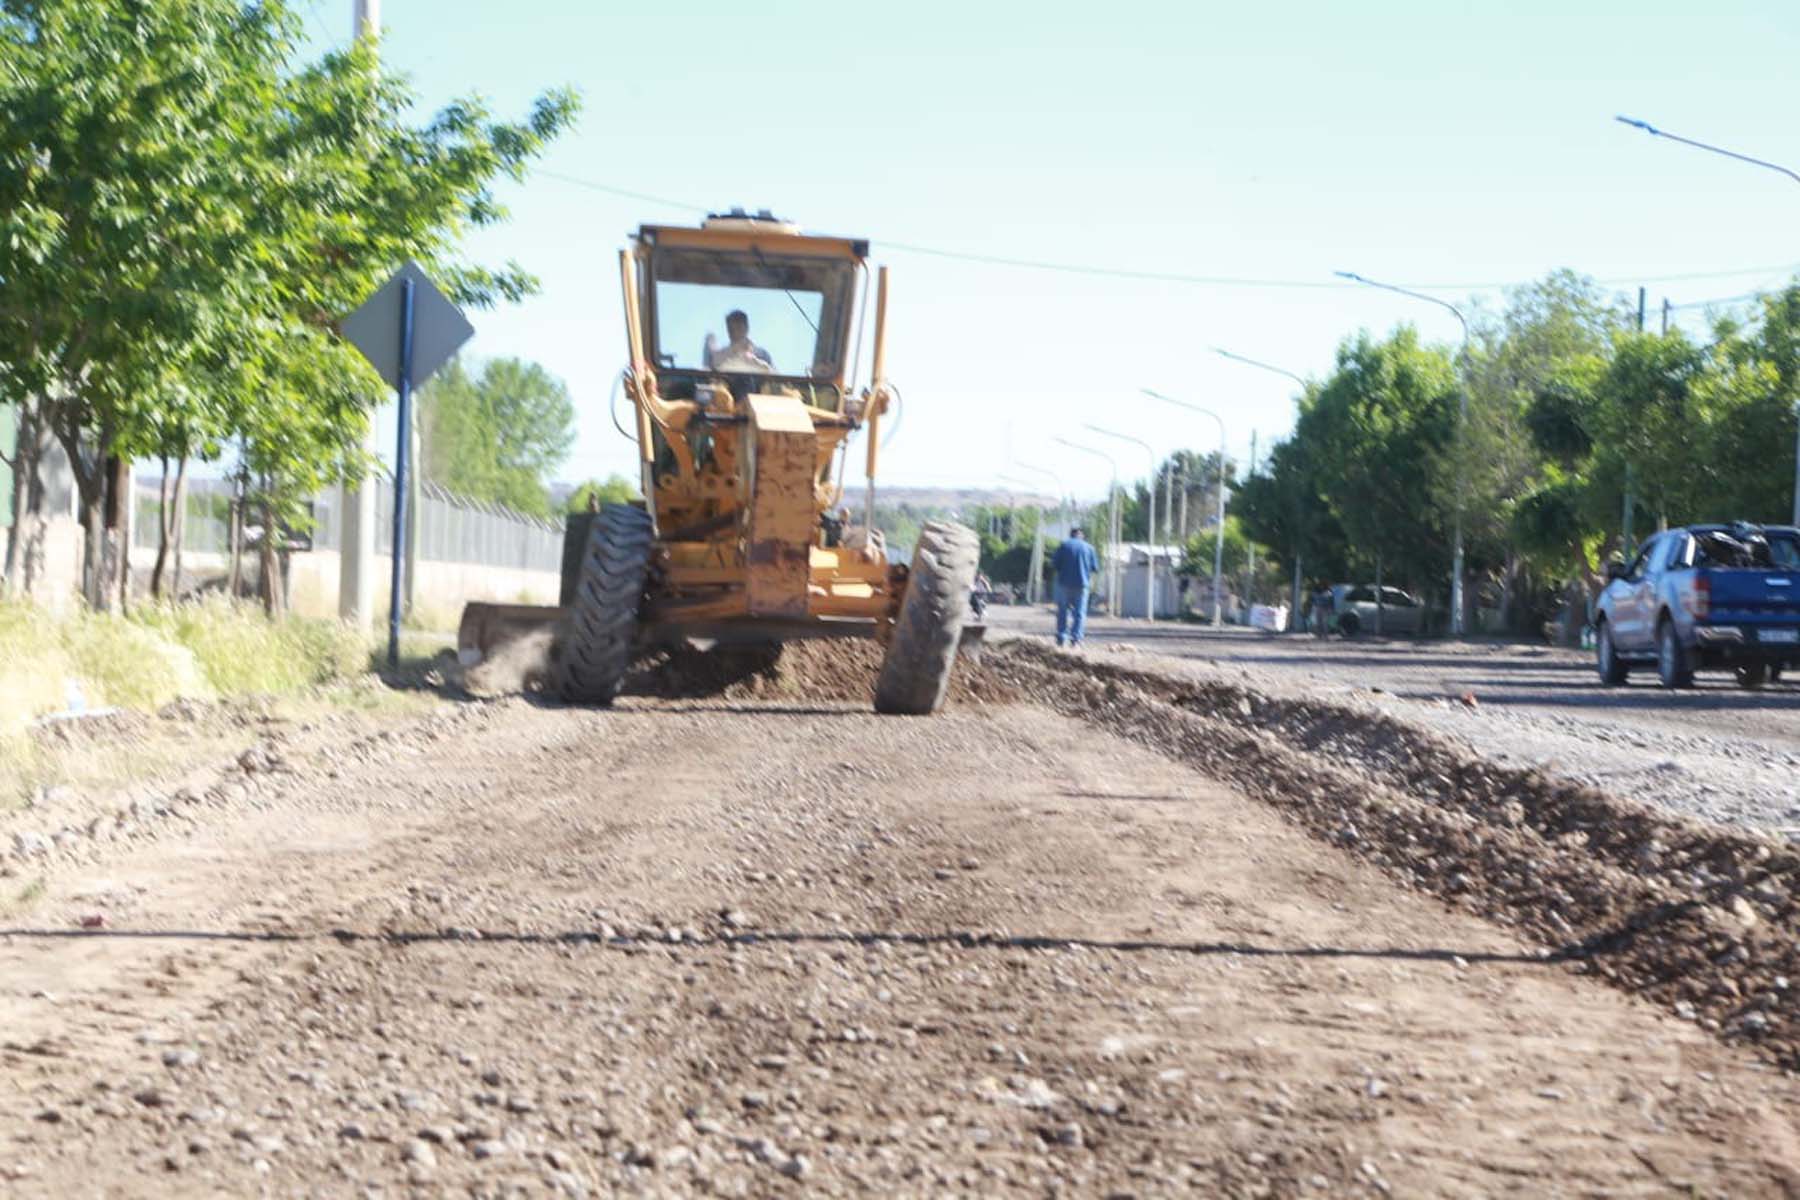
1051 527 1099 648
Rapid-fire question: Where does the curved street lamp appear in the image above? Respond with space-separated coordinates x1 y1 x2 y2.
1335 270 1471 635
1216 347 1310 624
1084 424 1159 620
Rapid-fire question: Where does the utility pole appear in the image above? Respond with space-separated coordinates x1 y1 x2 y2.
1174 463 1186 543
1086 425 1158 620
338 0 382 627
1216 348 1308 631
1246 431 1257 610
1141 390 1227 626
1661 296 1671 336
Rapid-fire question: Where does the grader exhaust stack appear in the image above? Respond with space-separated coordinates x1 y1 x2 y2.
458 211 980 713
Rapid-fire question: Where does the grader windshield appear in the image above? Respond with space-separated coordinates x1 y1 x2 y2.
649 247 857 382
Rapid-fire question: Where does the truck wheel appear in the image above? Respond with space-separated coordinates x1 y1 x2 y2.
1735 663 1768 690
874 521 980 715
1595 620 1629 686
1656 617 1694 689
1337 612 1360 639
553 503 654 706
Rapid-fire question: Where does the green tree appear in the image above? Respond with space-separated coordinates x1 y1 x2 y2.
565 474 640 513
1234 432 1348 587
0 0 577 607
421 357 576 517
1302 327 1457 595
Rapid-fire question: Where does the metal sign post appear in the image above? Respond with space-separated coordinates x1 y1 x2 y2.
339 261 473 669
387 277 416 667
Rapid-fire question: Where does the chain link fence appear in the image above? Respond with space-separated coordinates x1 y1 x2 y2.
134 477 563 572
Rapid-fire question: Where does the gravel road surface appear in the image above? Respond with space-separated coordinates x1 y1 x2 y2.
987 606 1800 834
3 653 1798 1197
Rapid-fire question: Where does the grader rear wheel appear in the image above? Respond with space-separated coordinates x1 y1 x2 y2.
874 521 980 715
553 503 654 706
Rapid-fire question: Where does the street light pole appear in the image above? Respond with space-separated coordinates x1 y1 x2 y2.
1214 347 1307 386
1617 115 1800 525
1216 347 1310 627
1335 271 1471 635
1055 437 1124 615
1086 425 1159 620
1016 461 1068 545
1141 390 1227 626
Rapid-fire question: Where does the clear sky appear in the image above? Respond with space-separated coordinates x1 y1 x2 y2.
311 0 1800 500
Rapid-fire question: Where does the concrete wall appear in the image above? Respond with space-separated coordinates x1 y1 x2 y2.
3 409 86 614
125 544 560 631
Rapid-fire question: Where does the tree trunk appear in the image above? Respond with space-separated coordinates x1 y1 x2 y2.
150 455 171 599
170 456 188 599
257 492 285 617
105 455 130 614
227 483 245 598
1559 579 1587 648
80 487 106 610
51 415 113 611
1498 551 1518 636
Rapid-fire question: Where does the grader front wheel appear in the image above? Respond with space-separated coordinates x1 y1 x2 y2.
874 521 980 715
553 503 654 706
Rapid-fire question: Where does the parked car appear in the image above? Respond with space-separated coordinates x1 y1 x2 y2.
1317 583 1425 637
1594 521 1800 689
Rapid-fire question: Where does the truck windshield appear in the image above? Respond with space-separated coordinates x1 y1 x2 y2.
649 248 854 381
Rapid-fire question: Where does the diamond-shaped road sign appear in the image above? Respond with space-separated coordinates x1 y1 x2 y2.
339 260 473 390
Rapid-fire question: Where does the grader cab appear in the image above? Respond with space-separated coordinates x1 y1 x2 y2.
458 211 979 714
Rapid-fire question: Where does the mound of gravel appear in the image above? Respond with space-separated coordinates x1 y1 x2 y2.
987 641 1800 1070
625 640 1016 708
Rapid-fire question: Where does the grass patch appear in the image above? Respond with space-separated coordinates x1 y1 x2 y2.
0 596 370 737
1 875 47 918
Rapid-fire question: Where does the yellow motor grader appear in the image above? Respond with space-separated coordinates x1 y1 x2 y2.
458 210 980 714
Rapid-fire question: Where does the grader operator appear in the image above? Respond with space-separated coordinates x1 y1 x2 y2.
458 210 980 714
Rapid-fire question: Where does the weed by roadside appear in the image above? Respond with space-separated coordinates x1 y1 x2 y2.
0 596 369 737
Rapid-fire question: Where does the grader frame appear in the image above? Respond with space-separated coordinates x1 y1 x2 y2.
457 212 979 712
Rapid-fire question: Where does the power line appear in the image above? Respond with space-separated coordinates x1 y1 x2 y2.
534 167 1800 296
303 0 337 49
1668 288 1780 312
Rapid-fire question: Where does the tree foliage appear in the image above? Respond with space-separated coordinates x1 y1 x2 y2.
565 474 640 514
0 0 578 605
421 357 576 517
1235 272 1800 635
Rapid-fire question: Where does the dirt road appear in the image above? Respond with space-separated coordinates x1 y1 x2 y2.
3 650 1798 1197
987 605 1800 834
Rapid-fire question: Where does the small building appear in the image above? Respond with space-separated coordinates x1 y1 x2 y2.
1105 542 1184 619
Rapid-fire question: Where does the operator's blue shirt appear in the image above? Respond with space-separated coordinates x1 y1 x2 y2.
1051 537 1099 590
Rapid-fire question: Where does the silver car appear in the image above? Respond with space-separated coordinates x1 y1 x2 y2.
1317 584 1424 637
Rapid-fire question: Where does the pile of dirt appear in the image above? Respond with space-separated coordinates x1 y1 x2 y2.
987 640 1800 1070
624 639 1017 707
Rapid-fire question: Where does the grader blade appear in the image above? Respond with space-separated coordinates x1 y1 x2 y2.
456 602 564 667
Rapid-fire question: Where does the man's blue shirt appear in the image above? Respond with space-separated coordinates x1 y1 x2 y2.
1051 537 1099 590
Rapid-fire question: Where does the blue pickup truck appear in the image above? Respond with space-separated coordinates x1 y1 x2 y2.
1595 522 1800 689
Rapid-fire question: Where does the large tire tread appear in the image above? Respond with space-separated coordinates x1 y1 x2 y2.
874 521 980 716
1656 616 1694 690
553 504 654 706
